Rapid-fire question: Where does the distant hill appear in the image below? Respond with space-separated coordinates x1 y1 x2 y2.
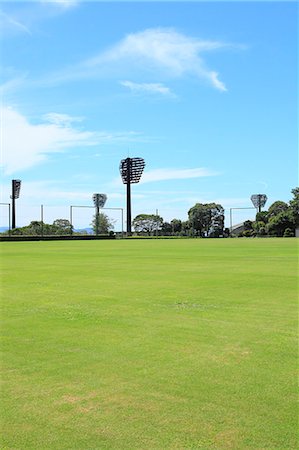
75 228 94 234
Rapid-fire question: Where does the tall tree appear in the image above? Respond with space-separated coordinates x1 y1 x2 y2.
132 214 163 235
161 222 172 235
289 187 299 226
181 220 191 236
53 219 73 235
188 203 224 237
265 210 295 236
268 201 289 218
91 212 114 235
171 219 182 233
255 211 269 224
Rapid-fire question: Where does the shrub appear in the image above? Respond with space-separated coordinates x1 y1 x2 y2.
283 228 294 237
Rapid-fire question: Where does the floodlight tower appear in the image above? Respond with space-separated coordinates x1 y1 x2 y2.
92 193 107 235
251 194 268 213
120 157 145 235
10 179 21 229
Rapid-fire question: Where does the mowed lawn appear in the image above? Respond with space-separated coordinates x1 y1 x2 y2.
1 238 297 449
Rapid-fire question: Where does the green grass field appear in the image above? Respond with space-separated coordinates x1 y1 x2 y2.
1 238 298 449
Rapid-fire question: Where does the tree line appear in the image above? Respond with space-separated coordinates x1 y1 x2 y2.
2 187 298 237
239 187 298 237
2 219 74 236
132 188 298 237
133 202 227 237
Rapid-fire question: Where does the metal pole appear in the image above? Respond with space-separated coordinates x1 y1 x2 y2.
41 204 44 236
127 181 131 235
96 205 100 235
70 206 73 234
0 203 11 235
230 208 233 234
11 180 16 229
8 203 11 235
126 158 131 235
12 197 16 229
258 195 262 213
69 205 123 236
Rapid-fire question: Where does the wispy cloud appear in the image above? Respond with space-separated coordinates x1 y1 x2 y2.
41 0 79 9
42 112 84 126
120 80 175 97
43 28 234 91
0 74 28 95
1 1 79 39
88 28 230 91
0 10 32 36
141 167 218 184
0 107 145 174
1 107 97 175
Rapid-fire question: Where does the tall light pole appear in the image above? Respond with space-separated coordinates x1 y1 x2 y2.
120 157 145 235
92 193 107 235
11 179 21 229
251 194 267 213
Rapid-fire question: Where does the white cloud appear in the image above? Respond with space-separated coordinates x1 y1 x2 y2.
0 75 28 96
46 28 232 91
0 178 124 205
120 80 175 97
42 112 84 126
0 107 97 175
0 106 150 174
97 28 229 91
0 10 32 36
141 167 218 184
109 166 218 190
1 1 79 40
42 0 79 9
209 71 227 92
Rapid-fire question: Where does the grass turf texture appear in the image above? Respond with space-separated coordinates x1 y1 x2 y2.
1 238 297 449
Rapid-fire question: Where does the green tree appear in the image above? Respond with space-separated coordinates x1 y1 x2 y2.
8 221 55 236
188 203 224 237
91 212 114 235
132 214 163 235
180 220 191 236
243 220 254 231
283 228 294 237
266 210 295 237
170 219 182 234
53 219 73 235
161 222 172 235
289 187 299 226
268 201 289 218
256 211 268 224
29 221 42 234
242 229 254 237
253 221 266 236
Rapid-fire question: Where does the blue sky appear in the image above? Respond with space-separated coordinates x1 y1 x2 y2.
0 0 297 230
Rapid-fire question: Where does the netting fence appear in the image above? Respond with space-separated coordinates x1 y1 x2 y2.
1 202 259 237
0 203 124 236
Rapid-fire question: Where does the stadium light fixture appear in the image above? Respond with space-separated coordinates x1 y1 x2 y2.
250 194 267 213
10 179 21 229
93 193 107 209
92 193 107 235
119 157 145 235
